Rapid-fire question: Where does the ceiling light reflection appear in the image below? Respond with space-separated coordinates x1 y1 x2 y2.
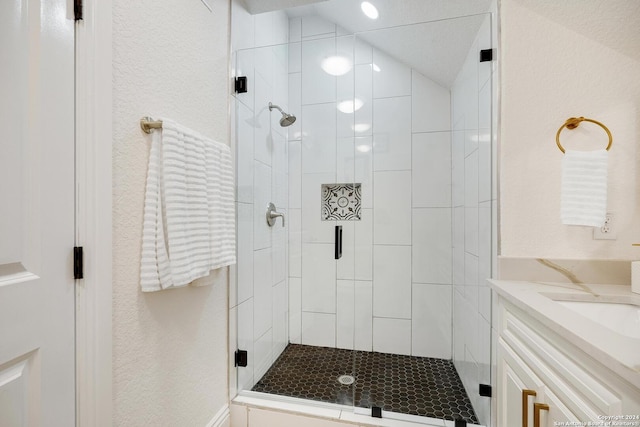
470 133 491 143
352 123 371 133
321 56 352 76
337 98 364 114
361 1 379 20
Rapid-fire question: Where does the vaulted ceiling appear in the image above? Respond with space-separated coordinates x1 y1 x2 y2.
241 0 640 87
282 0 492 88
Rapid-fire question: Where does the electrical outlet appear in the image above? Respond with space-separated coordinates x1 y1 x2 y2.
593 212 616 240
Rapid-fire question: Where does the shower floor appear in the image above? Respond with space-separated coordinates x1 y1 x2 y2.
251 344 479 424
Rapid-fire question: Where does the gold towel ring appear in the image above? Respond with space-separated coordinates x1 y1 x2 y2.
556 116 612 153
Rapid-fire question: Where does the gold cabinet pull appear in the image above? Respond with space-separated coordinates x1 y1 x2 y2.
534 403 549 427
522 389 537 427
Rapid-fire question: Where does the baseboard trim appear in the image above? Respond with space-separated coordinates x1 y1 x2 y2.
206 404 230 427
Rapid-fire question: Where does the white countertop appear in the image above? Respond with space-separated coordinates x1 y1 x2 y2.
489 280 640 390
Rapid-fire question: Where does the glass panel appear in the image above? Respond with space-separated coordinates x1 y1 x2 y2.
234 35 360 410
450 12 494 427
350 14 492 424
233 40 294 395
233 46 255 395
232 10 494 426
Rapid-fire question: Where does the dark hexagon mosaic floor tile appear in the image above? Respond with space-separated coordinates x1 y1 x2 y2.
251 344 479 424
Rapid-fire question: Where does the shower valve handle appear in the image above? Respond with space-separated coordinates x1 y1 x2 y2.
266 203 285 227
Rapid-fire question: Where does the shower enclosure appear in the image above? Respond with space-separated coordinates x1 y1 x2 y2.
231 5 495 425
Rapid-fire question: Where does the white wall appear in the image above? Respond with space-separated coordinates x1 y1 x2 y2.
230 1 291 394
287 16 453 359
500 0 640 260
112 0 230 425
450 13 495 427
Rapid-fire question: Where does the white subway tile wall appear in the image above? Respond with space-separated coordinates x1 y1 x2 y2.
301 243 336 313
412 208 452 284
237 202 254 304
372 96 412 171
372 49 411 99
412 132 452 208
373 170 412 245
372 317 411 355
412 283 452 358
236 298 254 391
411 71 451 133
288 277 302 344
372 245 412 319
353 280 373 351
336 279 355 349
301 312 336 347
288 14 464 360
253 247 274 339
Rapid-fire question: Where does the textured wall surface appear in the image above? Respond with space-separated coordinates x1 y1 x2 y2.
112 0 231 425
500 0 640 260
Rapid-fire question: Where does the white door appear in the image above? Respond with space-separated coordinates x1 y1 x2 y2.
0 0 76 425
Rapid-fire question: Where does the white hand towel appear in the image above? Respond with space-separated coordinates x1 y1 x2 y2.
140 119 236 292
560 149 608 227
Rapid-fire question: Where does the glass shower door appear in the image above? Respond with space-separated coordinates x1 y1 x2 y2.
232 40 292 397
349 13 494 425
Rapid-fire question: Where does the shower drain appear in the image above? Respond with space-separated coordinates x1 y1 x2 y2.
337 375 355 385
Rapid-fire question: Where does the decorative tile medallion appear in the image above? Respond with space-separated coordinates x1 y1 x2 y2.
322 183 362 221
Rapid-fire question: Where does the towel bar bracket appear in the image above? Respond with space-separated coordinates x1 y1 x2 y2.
140 116 163 134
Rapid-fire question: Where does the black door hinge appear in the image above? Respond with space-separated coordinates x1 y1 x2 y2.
479 49 494 62
74 247 84 279
371 407 382 418
479 383 492 397
235 350 248 367
235 76 248 94
74 0 83 21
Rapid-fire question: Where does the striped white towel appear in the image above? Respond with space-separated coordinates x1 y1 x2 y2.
560 149 608 227
140 119 236 292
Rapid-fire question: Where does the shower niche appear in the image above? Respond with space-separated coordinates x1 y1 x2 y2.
231 3 495 425
322 183 362 221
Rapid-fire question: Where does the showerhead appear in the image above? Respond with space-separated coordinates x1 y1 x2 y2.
268 102 297 127
279 113 297 127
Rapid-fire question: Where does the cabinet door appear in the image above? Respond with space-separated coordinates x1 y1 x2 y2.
541 387 583 426
499 339 586 427
497 339 544 427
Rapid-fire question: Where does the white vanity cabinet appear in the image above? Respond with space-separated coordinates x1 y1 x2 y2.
493 284 640 427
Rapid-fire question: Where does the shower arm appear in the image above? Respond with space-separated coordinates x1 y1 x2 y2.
268 102 284 113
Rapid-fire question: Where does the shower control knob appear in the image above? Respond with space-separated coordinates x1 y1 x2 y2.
266 203 285 227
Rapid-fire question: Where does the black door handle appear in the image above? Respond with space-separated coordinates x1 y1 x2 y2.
335 225 342 260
